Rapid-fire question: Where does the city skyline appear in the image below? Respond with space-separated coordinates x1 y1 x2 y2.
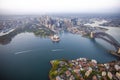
0 0 120 15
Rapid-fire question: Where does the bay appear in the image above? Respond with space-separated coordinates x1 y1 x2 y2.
0 27 120 80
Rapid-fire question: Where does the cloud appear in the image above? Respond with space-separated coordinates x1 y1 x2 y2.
0 0 120 14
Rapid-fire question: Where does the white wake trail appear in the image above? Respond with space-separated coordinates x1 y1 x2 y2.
14 50 33 55
51 49 64 52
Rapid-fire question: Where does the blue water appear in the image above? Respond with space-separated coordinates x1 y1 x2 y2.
0 27 120 80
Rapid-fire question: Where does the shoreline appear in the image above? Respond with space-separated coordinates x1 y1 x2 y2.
109 50 120 58
0 29 15 36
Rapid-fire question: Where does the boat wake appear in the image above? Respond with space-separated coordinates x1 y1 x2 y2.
14 50 33 55
51 49 64 52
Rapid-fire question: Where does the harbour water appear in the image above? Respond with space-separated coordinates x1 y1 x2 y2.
0 27 120 80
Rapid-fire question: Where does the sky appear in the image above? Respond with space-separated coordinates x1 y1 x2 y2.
0 0 120 14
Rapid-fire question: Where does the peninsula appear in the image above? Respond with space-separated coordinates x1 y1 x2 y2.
49 58 120 80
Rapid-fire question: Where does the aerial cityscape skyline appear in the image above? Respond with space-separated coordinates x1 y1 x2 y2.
0 14 120 80
0 0 120 80
0 0 120 15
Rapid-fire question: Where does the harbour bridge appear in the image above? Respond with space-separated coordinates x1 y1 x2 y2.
90 31 120 54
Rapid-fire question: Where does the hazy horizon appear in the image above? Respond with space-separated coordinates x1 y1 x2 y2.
0 0 120 15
